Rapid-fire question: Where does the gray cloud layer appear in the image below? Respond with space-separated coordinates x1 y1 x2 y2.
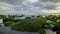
0 0 24 5
0 0 57 10
41 0 60 3
0 0 60 15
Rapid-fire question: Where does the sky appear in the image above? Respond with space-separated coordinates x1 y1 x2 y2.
0 0 60 15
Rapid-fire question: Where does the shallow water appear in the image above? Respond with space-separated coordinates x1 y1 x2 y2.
0 27 39 34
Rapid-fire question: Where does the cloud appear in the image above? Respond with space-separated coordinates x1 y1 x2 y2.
0 1 13 10
0 0 57 10
0 2 13 15
40 0 60 3
44 5 56 10
12 1 56 12
0 0 25 5
7 0 58 15
0 0 60 15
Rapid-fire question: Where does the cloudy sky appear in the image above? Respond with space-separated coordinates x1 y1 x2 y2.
0 0 60 15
